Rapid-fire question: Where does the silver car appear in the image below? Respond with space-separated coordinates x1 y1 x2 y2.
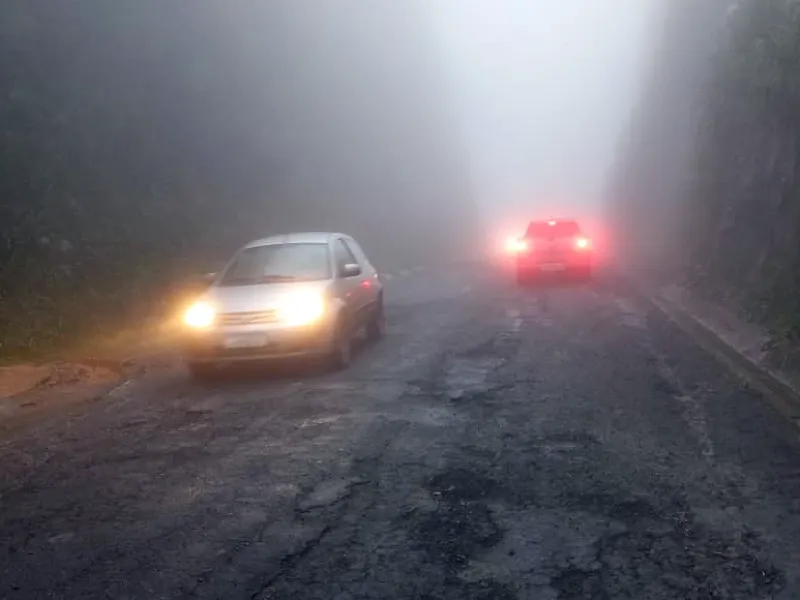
178 232 385 379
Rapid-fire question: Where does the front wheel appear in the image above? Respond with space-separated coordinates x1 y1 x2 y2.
187 361 218 382
325 321 353 371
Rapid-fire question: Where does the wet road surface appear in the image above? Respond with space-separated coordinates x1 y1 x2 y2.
2 263 799 599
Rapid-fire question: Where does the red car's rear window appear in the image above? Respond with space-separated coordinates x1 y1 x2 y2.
525 221 580 238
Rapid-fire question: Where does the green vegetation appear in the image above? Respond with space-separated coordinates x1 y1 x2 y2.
610 0 800 349
0 3 272 360
0 2 478 362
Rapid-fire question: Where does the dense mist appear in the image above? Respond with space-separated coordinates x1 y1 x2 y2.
610 0 800 349
0 1 476 356
8 4 800 595
429 0 661 233
6 0 796 360
607 0 734 271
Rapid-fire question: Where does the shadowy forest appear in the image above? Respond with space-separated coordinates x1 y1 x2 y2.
609 0 800 352
0 1 477 359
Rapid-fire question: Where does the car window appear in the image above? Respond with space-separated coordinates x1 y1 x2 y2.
333 239 358 275
526 221 580 238
218 243 331 286
344 238 371 268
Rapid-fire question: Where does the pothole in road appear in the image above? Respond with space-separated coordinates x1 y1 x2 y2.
397 468 510 574
452 501 785 599
296 415 343 429
445 357 502 387
533 486 785 598
536 431 599 452
444 357 505 401
459 339 500 359
564 492 660 522
428 468 505 502
459 579 519 600
404 405 460 428
412 501 504 571
414 430 785 597
549 522 785 599
296 477 367 513
543 431 598 445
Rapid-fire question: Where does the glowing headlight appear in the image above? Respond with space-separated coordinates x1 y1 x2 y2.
184 301 216 329
278 292 326 326
505 237 528 253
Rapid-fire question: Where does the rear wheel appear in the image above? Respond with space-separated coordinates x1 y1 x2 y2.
574 265 591 280
366 298 386 342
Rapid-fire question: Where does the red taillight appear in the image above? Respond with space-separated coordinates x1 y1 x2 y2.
575 237 590 250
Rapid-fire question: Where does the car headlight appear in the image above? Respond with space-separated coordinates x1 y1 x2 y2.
184 301 216 329
505 237 528 253
277 291 326 326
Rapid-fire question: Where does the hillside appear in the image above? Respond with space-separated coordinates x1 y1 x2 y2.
608 0 800 360
0 1 477 360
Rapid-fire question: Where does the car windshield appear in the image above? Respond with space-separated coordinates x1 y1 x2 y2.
526 221 580 238
218 243 331 286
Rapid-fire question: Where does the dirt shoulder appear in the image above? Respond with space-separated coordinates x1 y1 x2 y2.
0 318 181 433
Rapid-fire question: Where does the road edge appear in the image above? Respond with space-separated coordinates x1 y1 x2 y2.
1 262 444 400
645 287 800 428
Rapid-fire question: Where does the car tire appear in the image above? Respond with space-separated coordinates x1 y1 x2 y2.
188 361 218 382
366 299 386 342
326 320 352 371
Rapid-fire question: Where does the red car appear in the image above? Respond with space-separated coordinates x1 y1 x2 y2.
511 219 593 284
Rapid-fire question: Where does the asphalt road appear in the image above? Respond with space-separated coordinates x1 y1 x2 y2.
2 262 800 599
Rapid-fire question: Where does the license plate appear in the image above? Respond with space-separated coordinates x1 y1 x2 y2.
224 333 268 349
540 263 564 272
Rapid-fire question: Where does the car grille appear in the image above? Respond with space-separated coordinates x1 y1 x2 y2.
219 310 279 326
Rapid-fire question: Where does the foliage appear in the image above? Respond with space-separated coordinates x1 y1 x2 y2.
0 1 478 360
609 0 800 341
0 2 271 359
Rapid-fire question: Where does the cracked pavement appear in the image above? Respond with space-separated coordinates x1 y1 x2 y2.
2 262 800 598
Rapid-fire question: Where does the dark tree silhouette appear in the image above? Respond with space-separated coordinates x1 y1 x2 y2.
0 0 478 358
608 0 800 345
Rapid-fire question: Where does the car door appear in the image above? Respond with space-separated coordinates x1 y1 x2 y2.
345 238 383 288
344 237 382 323
332 238 363 329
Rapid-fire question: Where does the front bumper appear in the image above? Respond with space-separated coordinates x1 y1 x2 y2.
177 321 336 363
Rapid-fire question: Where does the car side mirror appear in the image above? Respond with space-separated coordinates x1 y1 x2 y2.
341 263 362 278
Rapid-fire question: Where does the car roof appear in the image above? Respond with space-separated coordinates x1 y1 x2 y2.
529 218 578 225
245 232 347 248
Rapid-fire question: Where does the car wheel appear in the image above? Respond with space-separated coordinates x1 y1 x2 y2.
366 299 386 342
188 361 218 381
326 321 352 371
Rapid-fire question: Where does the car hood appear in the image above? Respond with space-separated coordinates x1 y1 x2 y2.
202 280 332 313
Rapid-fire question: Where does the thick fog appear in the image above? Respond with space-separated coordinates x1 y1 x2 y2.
1 0 479 354
428 0 662 232
2 0 740 357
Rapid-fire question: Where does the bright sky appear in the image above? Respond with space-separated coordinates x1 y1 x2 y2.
428 0 662 219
